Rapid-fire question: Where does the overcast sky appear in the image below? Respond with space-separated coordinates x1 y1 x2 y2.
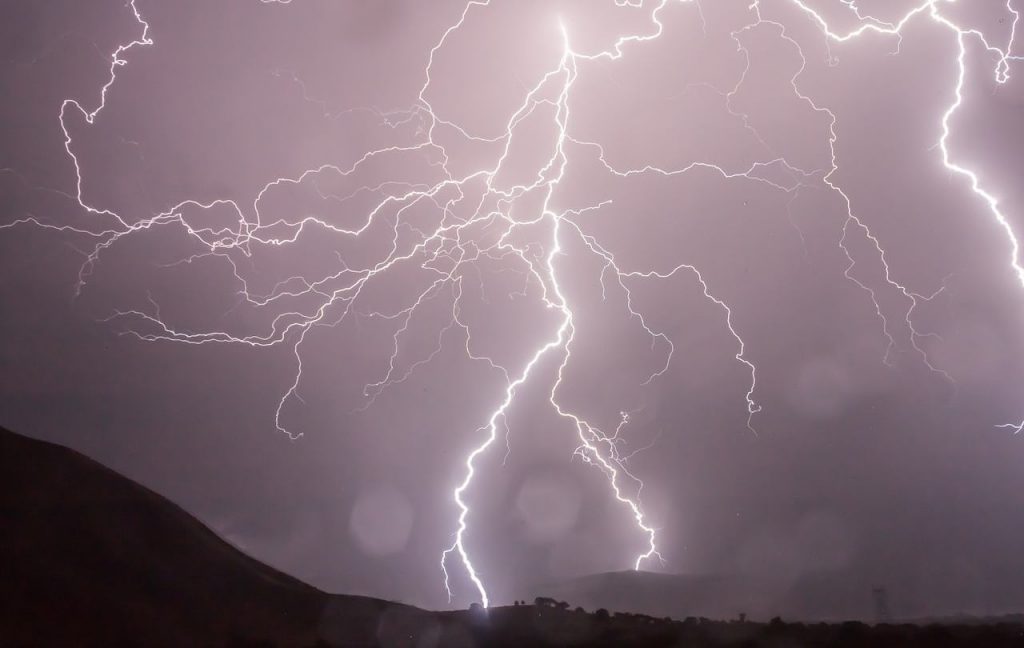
3 0 1024 618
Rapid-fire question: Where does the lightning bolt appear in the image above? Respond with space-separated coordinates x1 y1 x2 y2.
3 0 1022 609
775 0 1021 420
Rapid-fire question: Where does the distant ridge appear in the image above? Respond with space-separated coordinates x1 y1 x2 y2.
0 426 430 646
529 568 882 622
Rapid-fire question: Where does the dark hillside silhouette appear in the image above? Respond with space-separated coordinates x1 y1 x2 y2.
0 426 430 646
2 425 1023 647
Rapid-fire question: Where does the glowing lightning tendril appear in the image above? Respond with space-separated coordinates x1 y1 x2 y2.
3 0 1022 608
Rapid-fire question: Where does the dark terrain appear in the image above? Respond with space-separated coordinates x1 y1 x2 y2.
2 425 1024 647
0 426 431 646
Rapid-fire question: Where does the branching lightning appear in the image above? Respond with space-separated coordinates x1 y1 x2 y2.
3 0 1023 607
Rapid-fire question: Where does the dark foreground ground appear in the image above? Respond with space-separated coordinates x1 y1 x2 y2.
429 607 1024 648
3 425 1023 647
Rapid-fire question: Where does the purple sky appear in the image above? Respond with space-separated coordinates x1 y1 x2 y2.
3 0 1024 617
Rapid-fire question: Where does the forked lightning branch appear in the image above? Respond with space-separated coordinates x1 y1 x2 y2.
3 0 1021 608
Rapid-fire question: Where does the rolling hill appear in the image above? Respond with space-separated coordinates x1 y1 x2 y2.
0 425 432 646
529 568 881 622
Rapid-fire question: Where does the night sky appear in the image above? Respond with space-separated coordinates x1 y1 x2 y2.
3 0 1024 618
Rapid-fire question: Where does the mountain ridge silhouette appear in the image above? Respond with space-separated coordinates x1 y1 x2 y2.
0 425 430 646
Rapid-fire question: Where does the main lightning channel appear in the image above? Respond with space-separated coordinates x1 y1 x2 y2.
4 0 1024 611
